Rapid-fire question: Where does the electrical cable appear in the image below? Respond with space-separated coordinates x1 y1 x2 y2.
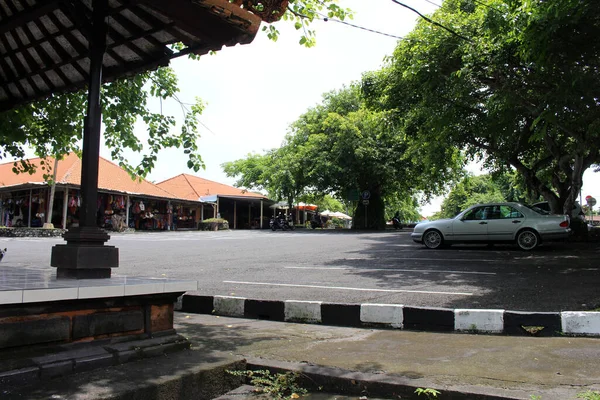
391 0 473 42
419 0 442 8
315 12 405 40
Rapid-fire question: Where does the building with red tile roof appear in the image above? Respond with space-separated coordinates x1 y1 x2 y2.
0 153 273 230
156 174 267 202
0 153 177 200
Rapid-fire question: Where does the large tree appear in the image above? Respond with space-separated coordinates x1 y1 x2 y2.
222 144 311 211
225 84 463 229
437 174 504 219
0 0 352 178
373 0 600 216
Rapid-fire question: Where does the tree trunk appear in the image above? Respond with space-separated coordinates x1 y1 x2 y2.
352 190 386 230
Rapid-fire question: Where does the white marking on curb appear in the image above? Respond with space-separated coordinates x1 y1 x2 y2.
285 267 496 275
223 281 473 296
360 304 404 328
214 295 246 317
454 309 505 333
284 300 322 323
561 312 600 336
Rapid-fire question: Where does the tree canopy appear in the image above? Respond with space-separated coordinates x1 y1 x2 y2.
370 0 600 215
435 174 504 219
224 83 463 228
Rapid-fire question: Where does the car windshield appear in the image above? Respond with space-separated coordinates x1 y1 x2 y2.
525 204 548 215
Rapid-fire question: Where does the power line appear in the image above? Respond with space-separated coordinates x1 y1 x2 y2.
316 13 406 40
419 0 442 8
391 0 473 43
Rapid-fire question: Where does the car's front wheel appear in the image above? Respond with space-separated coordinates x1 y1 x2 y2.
423 230 443 249
516 229 539 251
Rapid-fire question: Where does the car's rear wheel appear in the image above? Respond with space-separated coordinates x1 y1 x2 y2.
517 229 539 250
423 230 443 249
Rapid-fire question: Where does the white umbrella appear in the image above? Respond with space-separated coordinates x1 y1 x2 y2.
320 210 333 216
269 201 289 209
330 211 352 220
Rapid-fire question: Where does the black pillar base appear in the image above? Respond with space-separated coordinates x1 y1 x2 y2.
51 227 119 279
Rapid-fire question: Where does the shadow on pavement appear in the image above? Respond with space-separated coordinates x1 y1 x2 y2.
321 232 600 312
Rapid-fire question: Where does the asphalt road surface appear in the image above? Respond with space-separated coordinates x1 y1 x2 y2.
2 229 599 312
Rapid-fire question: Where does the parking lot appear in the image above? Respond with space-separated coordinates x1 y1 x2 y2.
2 229 599 311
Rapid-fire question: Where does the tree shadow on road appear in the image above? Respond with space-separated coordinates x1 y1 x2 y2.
321 232 600 312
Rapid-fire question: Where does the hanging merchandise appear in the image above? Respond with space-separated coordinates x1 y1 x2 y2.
105 196 113 214
133 201 141 214
139 201 145 211
69 195 77 215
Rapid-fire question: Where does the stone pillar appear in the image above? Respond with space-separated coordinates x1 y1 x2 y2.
233 201 237 229
27 188 32 228
125 195 130 229
51 0 118 279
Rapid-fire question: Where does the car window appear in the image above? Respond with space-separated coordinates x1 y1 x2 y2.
463 206 490 221
499 205 523 219
487 206 501 220
526 204 549 215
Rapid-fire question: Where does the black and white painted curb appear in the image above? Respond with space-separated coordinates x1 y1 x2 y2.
178 294 600 337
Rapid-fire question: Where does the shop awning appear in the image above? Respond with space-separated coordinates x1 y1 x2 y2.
199 195 218 203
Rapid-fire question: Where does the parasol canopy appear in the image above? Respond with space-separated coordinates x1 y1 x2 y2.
296 202 318 211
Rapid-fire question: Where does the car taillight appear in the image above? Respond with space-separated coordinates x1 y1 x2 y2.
559 220 569 228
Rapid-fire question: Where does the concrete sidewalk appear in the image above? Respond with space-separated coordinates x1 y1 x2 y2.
5 312 599 399
179 313 599 400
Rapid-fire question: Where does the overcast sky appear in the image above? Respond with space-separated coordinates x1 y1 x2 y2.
98 0 599 216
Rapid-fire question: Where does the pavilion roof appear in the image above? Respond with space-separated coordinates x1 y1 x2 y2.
156 173 268 202
0 152 179 200
0 0 287 112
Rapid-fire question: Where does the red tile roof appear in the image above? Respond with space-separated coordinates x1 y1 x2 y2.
0 153 178 200
156 174 267 201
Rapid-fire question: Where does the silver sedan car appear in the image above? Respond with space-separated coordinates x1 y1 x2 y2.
412 202 571 250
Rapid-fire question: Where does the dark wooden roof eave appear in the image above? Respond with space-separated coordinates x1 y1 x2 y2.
0 0 267 112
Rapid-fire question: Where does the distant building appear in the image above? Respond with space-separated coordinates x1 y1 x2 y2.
0 153 272 230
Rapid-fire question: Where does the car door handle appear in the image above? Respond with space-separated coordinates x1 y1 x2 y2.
512 220 521 224
479 221 487 225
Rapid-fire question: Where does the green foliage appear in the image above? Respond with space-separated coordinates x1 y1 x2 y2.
0 69 205 180
224 83 461 229
385 194 421 222
227 369 307 399
373 0 600 218
415 387 441 399
276 0 353 48
297 194 346 213
199 218 229 231
439 174 505 219
577 390 600 400
201 218 227 223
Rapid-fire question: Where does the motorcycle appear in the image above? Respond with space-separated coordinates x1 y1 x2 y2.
270 213 294 231
392 216 403 230
310 213 328 229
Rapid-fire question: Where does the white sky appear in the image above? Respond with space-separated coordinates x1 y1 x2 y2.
96 0 598 216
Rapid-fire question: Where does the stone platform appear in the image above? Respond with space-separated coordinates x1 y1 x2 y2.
0 265 197 387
